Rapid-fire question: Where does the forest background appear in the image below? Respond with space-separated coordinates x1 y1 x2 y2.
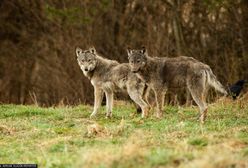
0 0 247 106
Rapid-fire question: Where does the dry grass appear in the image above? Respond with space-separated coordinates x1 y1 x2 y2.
0 98 248 167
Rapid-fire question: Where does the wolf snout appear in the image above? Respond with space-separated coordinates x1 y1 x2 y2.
131 69 138 73
132 70 139 73
131 67 139 73
84 68 89 71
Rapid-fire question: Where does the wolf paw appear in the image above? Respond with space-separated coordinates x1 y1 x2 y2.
199 115 207 124
141 114 148 118
141 112 149 118
105 112 112 119
90 113 97 119
141 107 150 118
198 113 207 124
156 113 163 119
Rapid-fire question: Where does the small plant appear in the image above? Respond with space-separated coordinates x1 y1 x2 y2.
188 137 208 147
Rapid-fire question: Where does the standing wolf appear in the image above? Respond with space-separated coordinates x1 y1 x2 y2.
76 47 149 118
127 47 227 123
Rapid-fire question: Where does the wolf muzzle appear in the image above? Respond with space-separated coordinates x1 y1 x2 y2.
131 68 140 73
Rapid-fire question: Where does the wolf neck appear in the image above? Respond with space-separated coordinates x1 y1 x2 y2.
88 54 119 80
84 69 94 80
138 56 156 83
96 55 119 69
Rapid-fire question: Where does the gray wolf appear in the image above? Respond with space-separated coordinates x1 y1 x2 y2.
127 47 227 123
76 47 149 118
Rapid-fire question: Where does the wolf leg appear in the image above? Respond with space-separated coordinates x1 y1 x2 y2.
187 82 208 123
128 91 149 118
154 90 165 119
185 89 192 106
143 85 151 108
134 104 142 114
90 87 104 118
105 90 114 118
127 83 149 118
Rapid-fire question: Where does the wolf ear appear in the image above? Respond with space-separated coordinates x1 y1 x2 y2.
127 47 133 59
76 47 82 57
127 47 132 55
89 47 96 54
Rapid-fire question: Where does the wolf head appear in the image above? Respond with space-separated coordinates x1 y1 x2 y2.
127 47 148 73
76 47 97 72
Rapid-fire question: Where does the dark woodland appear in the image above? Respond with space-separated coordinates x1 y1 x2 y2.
0 0 247 106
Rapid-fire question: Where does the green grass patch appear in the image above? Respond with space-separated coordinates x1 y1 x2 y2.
0 100 248 167
188 137 208 147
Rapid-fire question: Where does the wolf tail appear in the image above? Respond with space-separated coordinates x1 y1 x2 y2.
205 68 228 95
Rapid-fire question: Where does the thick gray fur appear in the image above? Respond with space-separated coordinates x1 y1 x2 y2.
127 47 227 123
76 47 149 118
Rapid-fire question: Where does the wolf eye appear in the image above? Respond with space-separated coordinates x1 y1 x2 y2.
137 60 141 63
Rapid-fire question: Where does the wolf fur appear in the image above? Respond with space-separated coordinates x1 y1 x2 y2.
76 47 149 118
127 47 227 123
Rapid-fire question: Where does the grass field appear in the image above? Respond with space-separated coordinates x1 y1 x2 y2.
0 98 248 168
